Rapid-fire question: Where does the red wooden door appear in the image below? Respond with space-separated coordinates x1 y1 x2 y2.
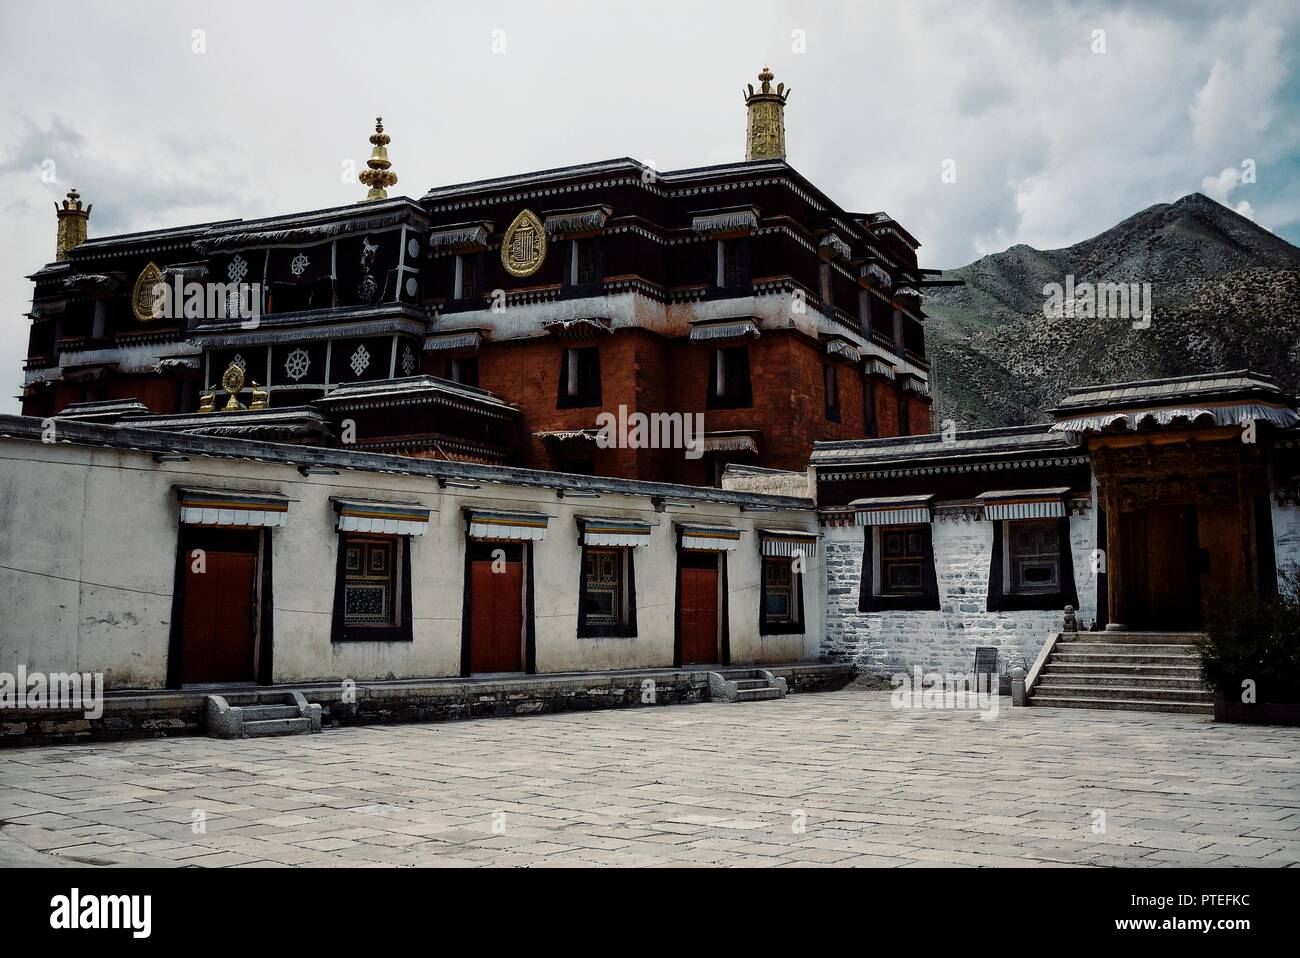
680 564 719 664
182 551 257 683
470 557 523 673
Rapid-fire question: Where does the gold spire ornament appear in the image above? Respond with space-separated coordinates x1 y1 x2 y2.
358 117 398 200
743 67 790 161
55 186 92 260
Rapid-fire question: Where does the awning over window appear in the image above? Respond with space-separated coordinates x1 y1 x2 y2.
826 340 861 362
977 488 1070 521
543 206 611 236
427 222 491 251
689 319 760 342
423 329 484 352
581 517 653 547
466 508 549 542
691 208 758 234
678 524 742 552
701 431 759 455
333 498 430 536
863 357 896 380
542 317 611 341
759 529 820 558
851 495 933 526
177 487 289 528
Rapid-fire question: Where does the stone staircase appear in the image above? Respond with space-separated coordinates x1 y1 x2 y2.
1027 632 1213 715
205 690 323 738
708 668 788 703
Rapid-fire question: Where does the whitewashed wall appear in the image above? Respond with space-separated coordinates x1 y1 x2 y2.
0 436 820 689
821 510 1097 676
1273 499 1300 584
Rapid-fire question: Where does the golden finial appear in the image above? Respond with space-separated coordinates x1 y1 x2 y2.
55 185 92 260
743 67 790 161
359 116 398 201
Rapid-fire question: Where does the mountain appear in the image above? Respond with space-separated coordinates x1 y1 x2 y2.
923 193 1300 428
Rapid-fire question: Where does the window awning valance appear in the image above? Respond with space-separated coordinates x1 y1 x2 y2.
678 524 742 552
423 330 484 352
689 319 760 343
863 358 896 380
759 529 820 558
851 495 933 526
977 488 1069 521
691 208 758 234
701 432 759 455
427 223 492 251
581 517 653 547
543 206 611 236
466 509 549 541
177 487 289 528
542 318 611 342
826 340 861 362
333 498 430 536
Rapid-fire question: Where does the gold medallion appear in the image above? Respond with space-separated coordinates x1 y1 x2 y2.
500 209 546 277
131 262 165 323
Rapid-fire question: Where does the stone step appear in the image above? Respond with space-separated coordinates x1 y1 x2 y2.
242 717 315 737
714 669 768 680
731 679 771 690
1059 632 1204 645
1053 642 1200 656
1041 661 1201 678
733 686 782 702
1031 683 1212 703
239 704 301 721
1028 694 1213 715
1050 651 1200 667
1036 672 1206 690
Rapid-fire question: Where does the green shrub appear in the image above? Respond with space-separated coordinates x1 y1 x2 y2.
1195 567 1300 703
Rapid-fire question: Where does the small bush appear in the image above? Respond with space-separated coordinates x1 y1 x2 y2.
1196 567 1300 703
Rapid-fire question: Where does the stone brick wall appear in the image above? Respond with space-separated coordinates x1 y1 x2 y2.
822 511 1097 676
1273 500 1300 583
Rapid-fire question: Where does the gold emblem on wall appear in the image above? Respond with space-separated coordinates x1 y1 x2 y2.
131 262 165 323
220 361 246 411
501 208 547 278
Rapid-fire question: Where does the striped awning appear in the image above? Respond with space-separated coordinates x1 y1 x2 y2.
851 495 933 526
427 223 491 251
689 319 760 342
827 340 861 362
679 524 742 552
177 488 289 528
334 498 430 536
581 517 653 547
863 358 896 380
759 529 820 558
466 509 549 541
691 208 758 234
977 488 1069 521
423 330 483 352
701 432 759 454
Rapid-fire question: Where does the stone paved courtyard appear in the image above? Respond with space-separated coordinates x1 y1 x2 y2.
2 690 1298 868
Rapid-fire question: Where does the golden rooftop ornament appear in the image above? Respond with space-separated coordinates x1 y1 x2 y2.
220 361 246 411
359 117 398 200
55 186 92 260
501 208 547 278
744 67 790 161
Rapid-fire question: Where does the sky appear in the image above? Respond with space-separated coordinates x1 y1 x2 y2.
1 0 1298 412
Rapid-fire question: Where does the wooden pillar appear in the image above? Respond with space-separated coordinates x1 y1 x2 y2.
1095 448 1127 630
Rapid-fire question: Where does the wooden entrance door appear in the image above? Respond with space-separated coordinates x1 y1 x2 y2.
182 545 258 684
1197 501 1246 620
679 552 719 664
469 544 524 673
1120 504 1199 629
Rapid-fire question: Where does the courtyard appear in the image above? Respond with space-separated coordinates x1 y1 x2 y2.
1 690 1297 868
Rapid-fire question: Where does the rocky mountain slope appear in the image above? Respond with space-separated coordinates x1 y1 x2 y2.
923 193 1300 427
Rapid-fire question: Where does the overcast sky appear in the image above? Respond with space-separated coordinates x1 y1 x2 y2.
2 0 1298 412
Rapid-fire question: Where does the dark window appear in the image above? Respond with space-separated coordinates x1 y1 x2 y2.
760 556 805 635
864 378 878 437
444 356 479 387
897 392 910 436
332 533 413 641
715 238 751 292
869 293 893 343
557 347 601 408
1007 519 1061 594
859 523 940 612
578 546 637 637
706 346 752 409
455 253 481 302
880 526 926 595
570 238 601 287
824 364 840 422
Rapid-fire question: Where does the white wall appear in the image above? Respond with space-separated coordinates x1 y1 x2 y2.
0 435 821 688
1273 499 1300 584
821 510 1097 676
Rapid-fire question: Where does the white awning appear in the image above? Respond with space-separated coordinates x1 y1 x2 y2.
701 432 759 455
427 223 491 251
689 319 760 342
581 517 653 547
466 509 549 541
691 208 758 234
334 498 430 536
851 495 933 526
544 206 611 236
679 524 742 552
177 487 289 528
863 358 896 380
423 330 483 352
977 488 1069 521
759 529 820 558
827 340 861 362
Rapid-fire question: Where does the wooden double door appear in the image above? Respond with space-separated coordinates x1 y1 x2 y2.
180 528 260 684
468 542 525 673
679 551 722 665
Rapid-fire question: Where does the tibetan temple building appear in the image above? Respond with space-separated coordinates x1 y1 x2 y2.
3 69 1299 740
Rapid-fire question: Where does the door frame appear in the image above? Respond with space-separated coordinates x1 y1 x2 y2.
460 538 536 676
673 545 729 668
166 525 274 688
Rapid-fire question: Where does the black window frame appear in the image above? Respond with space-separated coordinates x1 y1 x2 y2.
824 363 841 422
706 345 753 409
712 237 752 295
858 523 940 612
577 544 638 638
330 531 414 642
986 517 1079 612
864 377 878 437
760 554 806 635
556 345 602 408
